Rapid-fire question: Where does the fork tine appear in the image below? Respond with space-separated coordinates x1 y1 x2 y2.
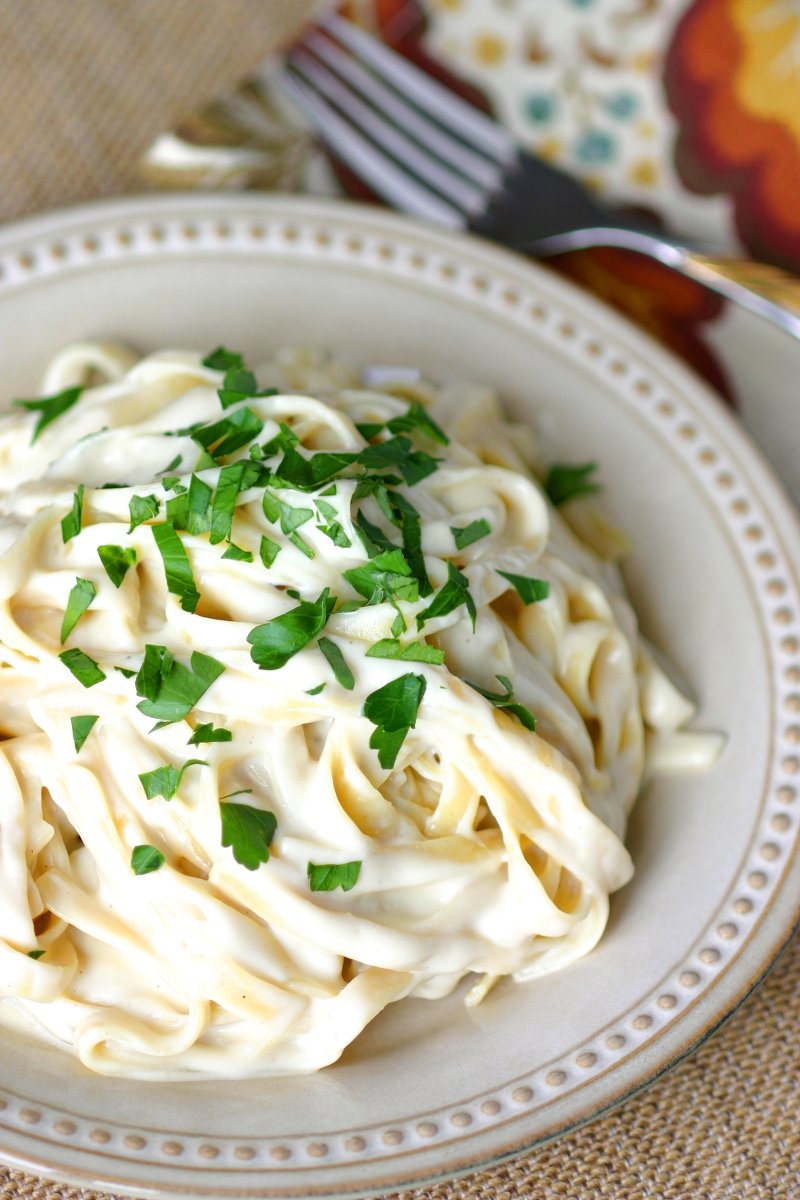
318 12 517 165
279 67 466 228
302 30 504 192
286 49 486 216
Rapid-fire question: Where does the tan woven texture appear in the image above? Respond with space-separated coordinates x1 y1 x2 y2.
1 2 800 1198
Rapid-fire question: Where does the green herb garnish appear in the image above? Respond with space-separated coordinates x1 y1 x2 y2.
451 519 491 550
366 639 444 664
61 484 85 543
220 801 277 870
60 578 96 643
193 407 263 459
222 542 253 562
468 675 537 731
210 462 246 545
305 682 326 695
259 535 281 569
387 401 449 446
307 860 361 892
70 714 99 752
318 637 355 690
97 544 136 588
343 549 418 606
27 949 46 959
151 523 200 612
135 645 225 723
14 385 84 444
247 589 335 671
363 672 427 769
138 758 207 800
543 461 600 507
131 844 165 875
59 648 105 688
416 561 476 631
496 571 549 605
187 722 232 745
128 493 160 533
202 345 244 372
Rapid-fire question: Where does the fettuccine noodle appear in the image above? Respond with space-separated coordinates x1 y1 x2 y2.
0 344 719 1078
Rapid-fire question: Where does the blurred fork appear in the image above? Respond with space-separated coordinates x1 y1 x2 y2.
280 12 800 341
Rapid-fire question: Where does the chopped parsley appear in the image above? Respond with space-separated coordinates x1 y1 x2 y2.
468 675 537 731
166 474 213 534
138 758 207 800
151 523 200 612
354 509 396 557
135 645 225 723
202 345 244 372
210 462 246 545
193 407 263 459
222 542 253 562
543 461 600 507
59 648 105 688
343 549 418 606
97 544 137 588
318 637 355 690
27 949 46 960
259 535 281 569
305 682 326 695
315 499 351 549
220 801 277 870
307 861 361 892
387 401 449 446
187 722 232 745
247 589 335 671
416 562 476 631
366 639 444 664
70 714 99 752
60 578 96 643
497 571 549 605
61 484 85 543
159 454 183 476
130 844 165 875
128 493 160 532
14 385 84 444
363 672 427 769
451 519 491 550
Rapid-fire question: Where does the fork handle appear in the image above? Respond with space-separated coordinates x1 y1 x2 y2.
531 228 800 341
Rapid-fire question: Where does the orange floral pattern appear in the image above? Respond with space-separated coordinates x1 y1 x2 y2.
664 0 800 272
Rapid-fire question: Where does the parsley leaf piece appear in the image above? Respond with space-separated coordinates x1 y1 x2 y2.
260 422 299 458
188 722 232 745
160 454 183 476
393 492 432 597
220 801 277 870
358 434 441 486
261 489 314 536
468 675 537 732
543 461 600 507
61 578 96 644
307 860 361 892
451 519 491 550
222 541 253 562
247 589 335 671
115 665 136 679
496 571 550 605
27 949 46 959
209 461 245 545
318 637 355 690
59 648 106 688
354 509 397 558
356 421 384 441
363 672 427 769
315 500 352 549
97 544 136 588
416 561 476 631
289 531 315 559
306 682 326 695
390 609 406 637
131 844 165 875
135 646 225 723
161 476 184 492
387 401 449 446
138 758 207 801
14 385 84 444
202 345 244 372
192 407 264 461
218 368 277 410
128 493 160 533
151 523 200 613
61 485 85 544
366 639 444 665
259 535 281 569
71 714 99 752
167 472 213 534
274 446 358 490
343 549 418 606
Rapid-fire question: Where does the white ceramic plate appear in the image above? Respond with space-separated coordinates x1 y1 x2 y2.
1 194 799 1200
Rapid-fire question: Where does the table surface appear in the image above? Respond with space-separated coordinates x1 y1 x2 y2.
2 3 800 1198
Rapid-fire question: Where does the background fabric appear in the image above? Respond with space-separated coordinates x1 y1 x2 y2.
2 1 800 1198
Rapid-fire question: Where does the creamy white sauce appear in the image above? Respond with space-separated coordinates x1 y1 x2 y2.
0 344 720 1079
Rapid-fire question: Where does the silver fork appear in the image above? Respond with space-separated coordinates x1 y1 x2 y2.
280 12 800 342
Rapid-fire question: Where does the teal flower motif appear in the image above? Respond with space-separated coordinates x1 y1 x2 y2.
606 91 638 120
575 129 615 164
523 93 556 125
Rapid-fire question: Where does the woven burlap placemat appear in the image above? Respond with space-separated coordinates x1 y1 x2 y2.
2 3 800 1197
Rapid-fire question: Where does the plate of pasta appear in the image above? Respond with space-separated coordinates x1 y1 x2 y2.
0 194 798 1200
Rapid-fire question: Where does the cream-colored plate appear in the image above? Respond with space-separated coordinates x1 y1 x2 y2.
1 195 799 1200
